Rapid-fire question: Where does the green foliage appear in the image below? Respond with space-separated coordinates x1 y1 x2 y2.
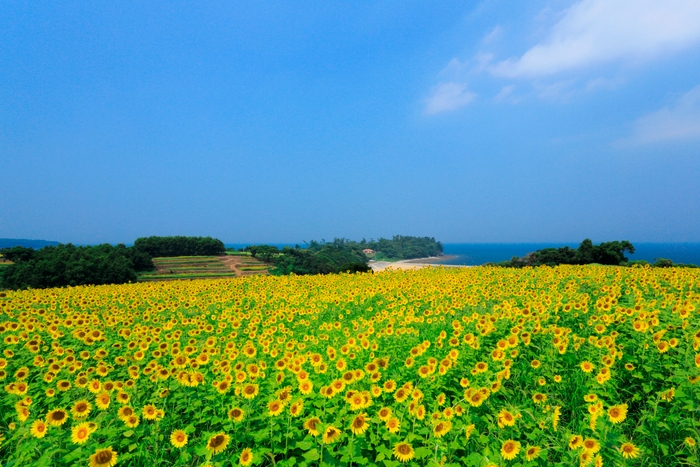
495 239 636 267
307 236 443 260
0 243 153 290
133 236 225 257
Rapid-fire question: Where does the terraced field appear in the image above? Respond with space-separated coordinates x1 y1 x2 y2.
138 255 269 282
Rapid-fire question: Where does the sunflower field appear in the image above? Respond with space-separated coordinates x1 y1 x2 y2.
1 265 699 467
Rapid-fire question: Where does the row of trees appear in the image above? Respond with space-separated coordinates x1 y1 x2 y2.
305 236 444 260
0 236 228 290
0 244 153 290
493 239 636 267
246 244 370 276
133 236 225 257
242 236 444 276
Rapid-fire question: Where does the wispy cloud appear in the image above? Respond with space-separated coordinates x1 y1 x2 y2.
424 82 476 115
491 0 700 78
623 85 700 144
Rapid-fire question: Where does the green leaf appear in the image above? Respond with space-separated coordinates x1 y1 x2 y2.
415 447 432 459
296 441 314 450
303 449 320 461
129 443 138 452
123 430 134 438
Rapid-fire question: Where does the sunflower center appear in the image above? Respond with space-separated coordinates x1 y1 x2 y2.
398 444 411 454
51 411 65 421
96 451 113 463
210 435 225 448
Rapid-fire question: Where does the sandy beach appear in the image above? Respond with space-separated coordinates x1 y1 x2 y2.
369 255 471 272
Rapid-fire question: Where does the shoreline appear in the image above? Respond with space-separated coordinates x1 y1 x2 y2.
369 255 471 272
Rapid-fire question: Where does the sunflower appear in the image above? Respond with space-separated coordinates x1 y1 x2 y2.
378 407 392 422
580 361 595 373
619 442 640 458
124 415 140 428
290 400 304 417
465 423 476 440
239 447 253 466
393 442 415 463
241 384 259 399
30 419 47 438
95 392 111 410
582 438 601 453
350 413 369 435
117 406 134 421
580 450 594 466
268 400 283 417
386 417 400 433
170 429 188 449
46 409 69 426
685 437 697 447
304 417 321 436
532 393 547 404
299 380 313 395
71 422 91 445
525 445 541 461
497 409 516 428
322 425 341 444
552 406 561 431
569 435 583 450
433 420 452 438
501 439 521 461
228 407 245 422
206 432 230 455
142 404 158 420
115 392 130 404
71 400 92 419
607 404 627 424
89 447 118 467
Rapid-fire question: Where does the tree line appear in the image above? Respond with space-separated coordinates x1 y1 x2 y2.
491 239 697 268
243 236 444 276
0 236 226 290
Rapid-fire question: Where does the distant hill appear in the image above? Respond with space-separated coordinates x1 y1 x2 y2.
0 238 60 249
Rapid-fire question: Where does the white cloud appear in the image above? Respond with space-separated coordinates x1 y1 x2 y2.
491 0 700 78
494 84 515 102
482 25 503 44
424 82 476 115
625 86 700 144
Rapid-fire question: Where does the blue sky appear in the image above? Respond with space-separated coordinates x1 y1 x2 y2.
1 0 699 244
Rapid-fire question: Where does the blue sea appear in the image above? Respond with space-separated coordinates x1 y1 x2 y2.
441 243 700 266
225 242 700 266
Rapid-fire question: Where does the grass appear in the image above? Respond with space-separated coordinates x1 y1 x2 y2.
238 266 269 271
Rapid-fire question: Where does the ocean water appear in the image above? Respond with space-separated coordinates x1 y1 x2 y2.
442 243 700 266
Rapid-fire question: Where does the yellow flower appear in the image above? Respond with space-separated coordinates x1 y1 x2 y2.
607 404 627 424
304 417 321 436
228 407 245 422
170 429 188 448
525 445 541 461
685 437 697 447
322 425 341 444
71 422 91 445
239 447 253 466
465 423 476 440
46 409 69 426
433 420 452 438
582 438 601 454
532 393 547 404
268 400 283 417
497 409 516 428
350 413 369 435
620 442 640 459
206 432 230 455
553 406 561 431
386 417 400 434
142 404 158 420
89 447 118 467
569 435 583 450
393 442 415 463
501 439 521 461
30 419 47 438
71 400 91 419
241 383 259 399
580 361 595 373
95 392 111 410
